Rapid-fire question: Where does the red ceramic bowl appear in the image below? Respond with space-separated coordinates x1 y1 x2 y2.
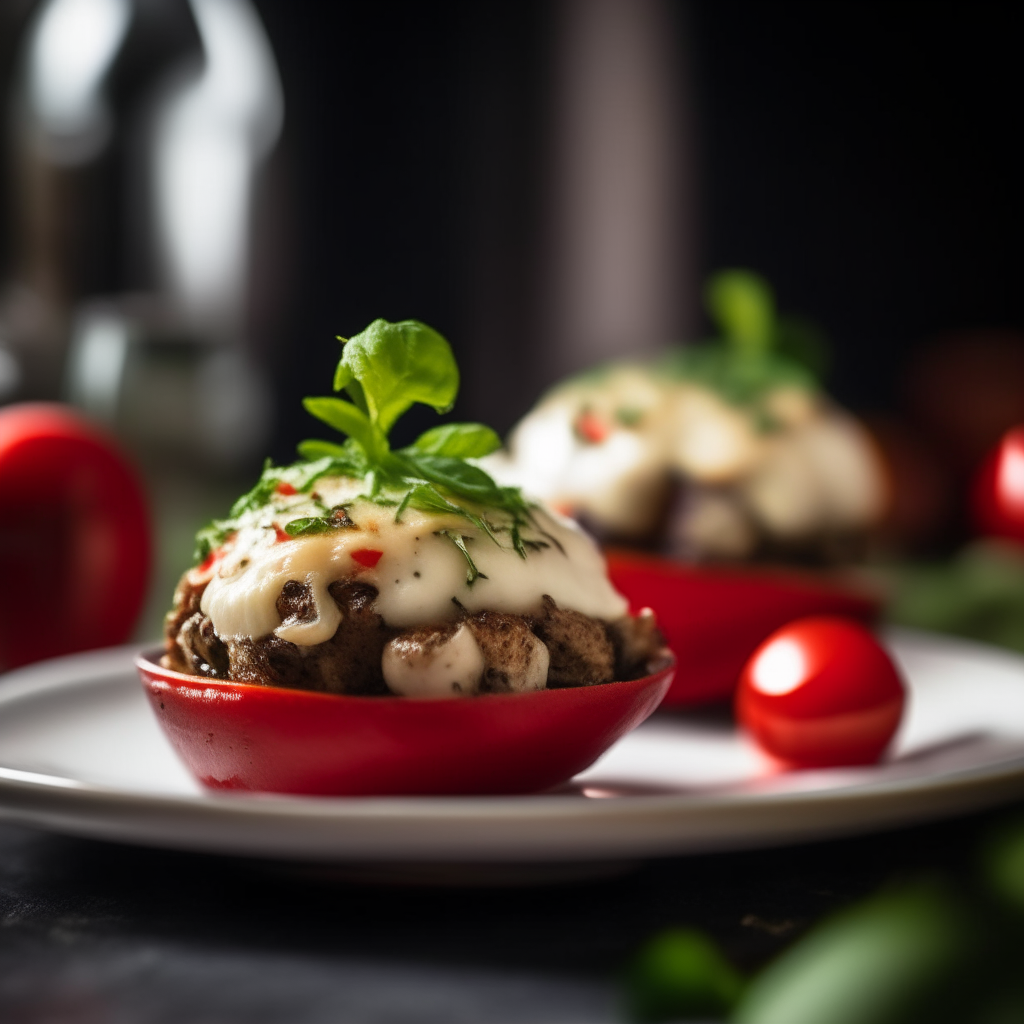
606 552 880 707
137 651 674 797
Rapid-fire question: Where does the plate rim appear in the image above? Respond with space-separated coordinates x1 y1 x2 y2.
1 631 1023 862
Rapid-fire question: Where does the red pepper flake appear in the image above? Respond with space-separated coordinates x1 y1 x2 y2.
199 535 236 573
275 481 297 496
274 525 291 543
351 548 383 568
574 409 611 444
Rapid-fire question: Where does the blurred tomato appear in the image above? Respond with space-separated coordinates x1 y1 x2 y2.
972 425 1024 545
0 404 151 671
736 616 905 767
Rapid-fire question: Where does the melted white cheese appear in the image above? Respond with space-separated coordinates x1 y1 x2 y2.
198 477 628 645
382 624 486 698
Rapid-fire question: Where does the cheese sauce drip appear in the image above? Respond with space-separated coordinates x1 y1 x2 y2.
199 476 628 645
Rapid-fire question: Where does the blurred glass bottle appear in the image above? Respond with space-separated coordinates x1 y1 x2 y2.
2 0 286 640
1 0 282 472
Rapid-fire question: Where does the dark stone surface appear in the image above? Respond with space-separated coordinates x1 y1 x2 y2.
1 800 1019 1022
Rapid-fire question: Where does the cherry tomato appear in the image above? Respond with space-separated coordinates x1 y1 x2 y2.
136 651 675 796
606 553 880 706
971 425 1024 544
0 403 151 670
735 616 905 767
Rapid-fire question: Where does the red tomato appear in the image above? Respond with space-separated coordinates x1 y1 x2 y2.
971 425 1024 544
735 616 905 768
136 650 675 796
0 404 151 671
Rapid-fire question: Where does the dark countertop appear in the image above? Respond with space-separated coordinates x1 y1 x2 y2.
1 801 1017 1023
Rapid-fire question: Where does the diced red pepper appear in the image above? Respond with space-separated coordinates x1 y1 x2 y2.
351 548 383 568
199 534 236 573
275 481 297 496
273 525 291 543
574 410 611 444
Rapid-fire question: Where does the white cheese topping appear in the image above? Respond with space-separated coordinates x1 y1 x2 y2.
382 624 486 698
198 476 628 645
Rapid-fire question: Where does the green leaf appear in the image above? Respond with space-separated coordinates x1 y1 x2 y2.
661 346 814 408
402 482 460 516
296 439 350 460
335 319 458 434
624 927 745 1022
400 452 505 505
283 516 335 537
284 505 356 537
437 529 486 585
706 269 775 357
332 336 352 391
302 396 384 457
411 422 502 458
733 884 969 1024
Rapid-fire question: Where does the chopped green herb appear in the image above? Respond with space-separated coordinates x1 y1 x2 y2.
284 506 356 537
437 529 487 585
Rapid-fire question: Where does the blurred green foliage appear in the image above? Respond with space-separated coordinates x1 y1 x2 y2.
623 927 745 1021
885 541 1024 654
624 817 1024 1023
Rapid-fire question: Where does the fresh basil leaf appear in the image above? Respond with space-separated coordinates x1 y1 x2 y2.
403 483 464 517
401 452 505 504
332 336 351 391
303 396 385 457
410 422 501 458
296 439 349 460
706 269 775 357
336 319 458 434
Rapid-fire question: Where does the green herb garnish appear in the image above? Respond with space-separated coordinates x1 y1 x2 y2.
193 319 538 567
437 529 487 585
659 269 829 411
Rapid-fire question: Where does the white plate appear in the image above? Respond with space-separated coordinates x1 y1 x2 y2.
1 629 1023 864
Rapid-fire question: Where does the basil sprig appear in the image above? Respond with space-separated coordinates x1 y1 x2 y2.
300 319 528 518
660 270 828 412
193 319 535 567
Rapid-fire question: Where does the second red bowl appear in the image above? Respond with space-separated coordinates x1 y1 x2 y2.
606 552 880 707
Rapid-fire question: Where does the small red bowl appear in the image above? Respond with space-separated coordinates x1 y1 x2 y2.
136 651 674 797
606 553 880 707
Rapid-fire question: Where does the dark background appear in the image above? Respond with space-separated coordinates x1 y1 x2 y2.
3 0 1023 450
249 0 1024 455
